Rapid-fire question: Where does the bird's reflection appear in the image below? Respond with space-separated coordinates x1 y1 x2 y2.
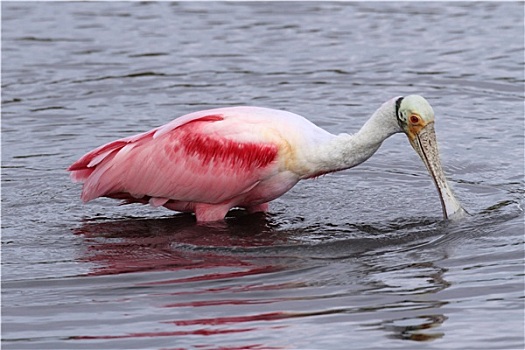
72 213 295 349
382 314 448 341
73 211 288 276
73 212 453 345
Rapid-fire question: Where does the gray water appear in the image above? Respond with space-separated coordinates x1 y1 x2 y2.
2 2 524 350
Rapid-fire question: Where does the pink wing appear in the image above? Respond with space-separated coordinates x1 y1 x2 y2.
68 112 280 206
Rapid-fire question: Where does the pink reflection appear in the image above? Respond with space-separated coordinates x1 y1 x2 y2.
74 213 288 276
171 311 295 326
71 328 284 350
71 327 255 339
72 214 292 349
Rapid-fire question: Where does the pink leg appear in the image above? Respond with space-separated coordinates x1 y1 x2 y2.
246 202 269 213
194 203 232 222
163 201 195 213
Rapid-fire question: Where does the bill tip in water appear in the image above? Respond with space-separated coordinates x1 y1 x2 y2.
441 184 468 220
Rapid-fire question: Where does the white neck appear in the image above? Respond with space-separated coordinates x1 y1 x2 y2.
301 97 402 178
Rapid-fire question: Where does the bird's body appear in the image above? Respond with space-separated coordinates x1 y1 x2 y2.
69 96 465 222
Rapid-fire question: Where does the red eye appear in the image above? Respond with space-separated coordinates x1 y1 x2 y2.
410 115 420 124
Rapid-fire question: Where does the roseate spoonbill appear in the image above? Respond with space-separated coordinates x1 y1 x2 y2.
69 95 465 222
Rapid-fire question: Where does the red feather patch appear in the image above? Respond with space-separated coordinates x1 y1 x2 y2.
174 115 278 170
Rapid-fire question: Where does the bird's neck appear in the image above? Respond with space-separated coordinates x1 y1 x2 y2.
302 98 402 178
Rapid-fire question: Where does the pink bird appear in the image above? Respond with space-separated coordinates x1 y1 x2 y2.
69 95 465 222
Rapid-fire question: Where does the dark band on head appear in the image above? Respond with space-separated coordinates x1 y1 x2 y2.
395 96 404 119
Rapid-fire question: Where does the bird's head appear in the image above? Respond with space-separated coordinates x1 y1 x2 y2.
395 94 435 140
394 95 465 219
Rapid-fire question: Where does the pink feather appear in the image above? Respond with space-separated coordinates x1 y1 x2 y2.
68 107 314 222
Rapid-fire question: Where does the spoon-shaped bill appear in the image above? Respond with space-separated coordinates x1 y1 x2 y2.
410 123 466 219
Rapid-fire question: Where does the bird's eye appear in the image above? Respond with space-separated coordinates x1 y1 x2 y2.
410 115 420 124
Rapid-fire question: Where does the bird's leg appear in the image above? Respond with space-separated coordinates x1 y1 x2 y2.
163 201 195 213
194 203 233 222
246 202 269 213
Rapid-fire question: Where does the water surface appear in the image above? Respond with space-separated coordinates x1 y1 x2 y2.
2 2 524 349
